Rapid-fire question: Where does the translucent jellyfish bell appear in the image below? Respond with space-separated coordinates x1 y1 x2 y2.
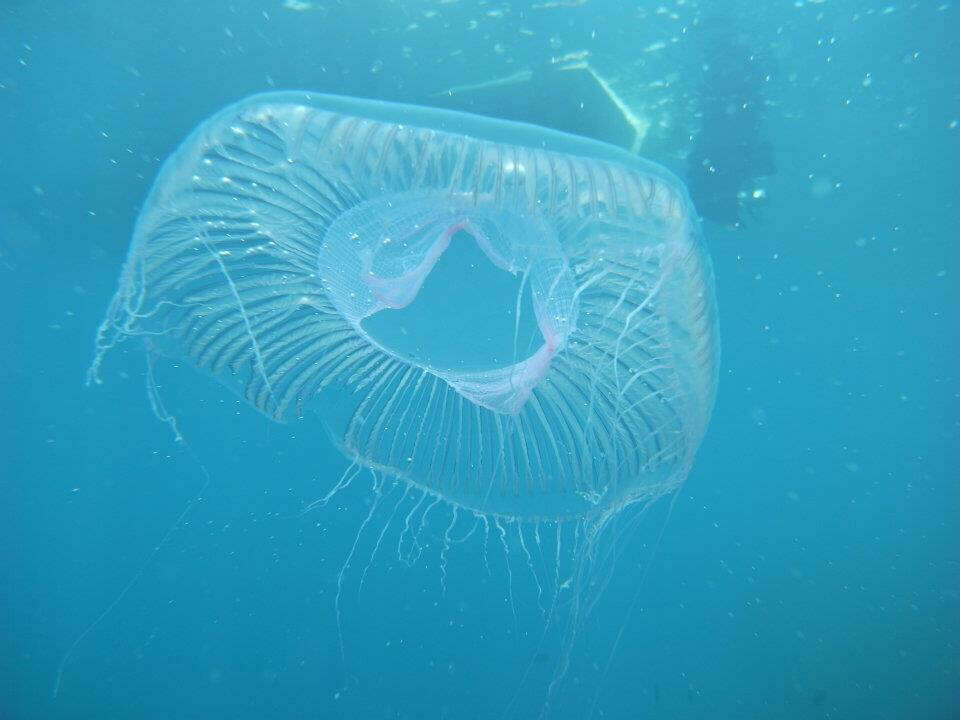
90 91 719 522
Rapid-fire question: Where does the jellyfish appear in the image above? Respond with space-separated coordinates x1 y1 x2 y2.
88 91 719 712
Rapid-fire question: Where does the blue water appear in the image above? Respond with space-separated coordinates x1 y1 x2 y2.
2 2 957 719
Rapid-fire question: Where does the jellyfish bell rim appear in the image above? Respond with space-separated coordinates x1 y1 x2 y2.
180 89 692 195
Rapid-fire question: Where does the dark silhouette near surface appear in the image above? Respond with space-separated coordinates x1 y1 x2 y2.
687 40 776 226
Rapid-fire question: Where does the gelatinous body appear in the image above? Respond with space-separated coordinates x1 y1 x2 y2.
91 91 719 522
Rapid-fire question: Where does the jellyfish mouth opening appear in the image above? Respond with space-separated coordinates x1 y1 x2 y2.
361 230 541 372
319 198 578 416
357 225 568 415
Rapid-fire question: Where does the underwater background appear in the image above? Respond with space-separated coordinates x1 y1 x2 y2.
1 1 957 718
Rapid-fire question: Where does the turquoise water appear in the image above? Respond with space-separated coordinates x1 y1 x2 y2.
2 2 957 719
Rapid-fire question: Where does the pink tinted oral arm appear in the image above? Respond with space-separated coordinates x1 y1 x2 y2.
361 221 463 309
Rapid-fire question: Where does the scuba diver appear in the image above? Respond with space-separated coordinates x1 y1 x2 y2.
686 39 776 227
